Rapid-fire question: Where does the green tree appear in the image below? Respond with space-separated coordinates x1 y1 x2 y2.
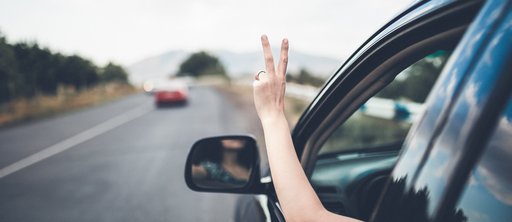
12 42 98 95
100 62 128 83
57 55 99 90
33 46 59 95
0 34 20 102
12 42 40 97
0 30 127 104
176 51 227 78
377 51 449 103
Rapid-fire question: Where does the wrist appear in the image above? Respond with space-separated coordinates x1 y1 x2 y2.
260 111 287 127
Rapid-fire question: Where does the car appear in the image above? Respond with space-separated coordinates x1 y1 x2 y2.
184 0 512 221
153 80 189 107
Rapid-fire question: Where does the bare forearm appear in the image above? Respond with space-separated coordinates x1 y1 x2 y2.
261 114 361 222
261 114 325 221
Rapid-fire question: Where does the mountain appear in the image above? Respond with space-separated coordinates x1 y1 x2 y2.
127 49 343 85
127 50 189 85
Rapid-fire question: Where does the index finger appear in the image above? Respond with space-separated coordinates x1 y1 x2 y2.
261 35 276 76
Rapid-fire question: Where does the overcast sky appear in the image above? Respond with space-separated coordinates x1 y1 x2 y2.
0 0 413 66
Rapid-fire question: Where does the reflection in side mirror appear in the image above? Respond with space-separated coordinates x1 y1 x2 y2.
185 135 260 192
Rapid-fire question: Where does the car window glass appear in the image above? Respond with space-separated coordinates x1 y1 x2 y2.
448 95 512 222
318 50 451 155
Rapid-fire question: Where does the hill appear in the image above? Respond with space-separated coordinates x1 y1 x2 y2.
127 49 343 85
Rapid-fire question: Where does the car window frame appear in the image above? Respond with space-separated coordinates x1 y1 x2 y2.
292 0 483 177
307 25 466 220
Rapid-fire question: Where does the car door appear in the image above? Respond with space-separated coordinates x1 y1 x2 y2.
287 0 484 221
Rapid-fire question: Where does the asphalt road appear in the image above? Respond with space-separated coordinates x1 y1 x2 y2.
0 87 259 222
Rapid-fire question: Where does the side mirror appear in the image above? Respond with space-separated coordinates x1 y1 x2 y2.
185 135 265 194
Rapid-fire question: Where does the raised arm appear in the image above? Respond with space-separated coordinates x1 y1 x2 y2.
252 35 361 222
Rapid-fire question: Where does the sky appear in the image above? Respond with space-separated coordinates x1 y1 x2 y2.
0 0 413 66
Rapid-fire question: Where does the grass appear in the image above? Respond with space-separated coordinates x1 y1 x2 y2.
0 83 136 127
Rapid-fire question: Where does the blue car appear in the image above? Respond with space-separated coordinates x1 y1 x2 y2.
185 0 512 221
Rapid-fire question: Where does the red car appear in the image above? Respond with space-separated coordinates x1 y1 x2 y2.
154 81 188 107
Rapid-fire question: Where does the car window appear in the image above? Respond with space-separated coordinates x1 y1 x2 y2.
318 50 451 155
446 95 512 222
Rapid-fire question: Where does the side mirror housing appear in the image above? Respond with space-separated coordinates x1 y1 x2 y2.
185 135 266 194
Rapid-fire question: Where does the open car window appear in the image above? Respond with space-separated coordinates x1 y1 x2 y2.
309 50 454 220
318 50 451 156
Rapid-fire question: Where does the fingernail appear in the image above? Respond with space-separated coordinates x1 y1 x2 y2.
283 38 288 44
261 35 268 40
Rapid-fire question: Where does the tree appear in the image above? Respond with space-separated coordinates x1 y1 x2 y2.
100 62 128 83
11 42 100 95
33 46 59 95
12 42 40 97
377 50 449 103
57 55 99 90
0 30 129 104
176 51 227 78
0 34 20 102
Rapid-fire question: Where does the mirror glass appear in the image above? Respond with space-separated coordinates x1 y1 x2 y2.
188 136 255 189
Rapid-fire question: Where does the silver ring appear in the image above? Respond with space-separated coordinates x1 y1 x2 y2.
255 70 266 80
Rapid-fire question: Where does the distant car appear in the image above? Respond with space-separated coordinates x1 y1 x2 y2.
154 80 188 107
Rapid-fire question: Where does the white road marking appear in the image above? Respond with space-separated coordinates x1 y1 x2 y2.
0 103 153 179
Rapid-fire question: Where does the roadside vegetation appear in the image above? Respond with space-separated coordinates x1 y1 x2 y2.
0 31 134 126
0 83 134 126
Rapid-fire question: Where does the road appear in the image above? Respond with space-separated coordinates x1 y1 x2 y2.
0 87 260 222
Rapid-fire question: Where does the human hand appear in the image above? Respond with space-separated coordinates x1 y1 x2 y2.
253 35 289 122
